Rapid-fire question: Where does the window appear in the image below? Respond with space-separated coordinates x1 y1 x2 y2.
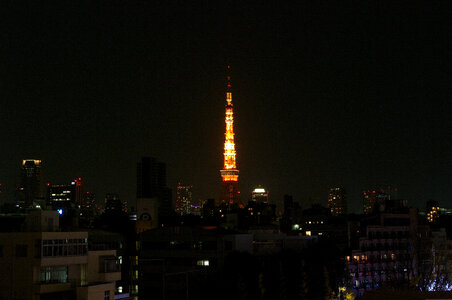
15 245 27 257
104 291 110 300
41 238 87 257
40 266 68 284
196 260 209 266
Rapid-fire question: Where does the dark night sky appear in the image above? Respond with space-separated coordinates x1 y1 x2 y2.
1 2 452 212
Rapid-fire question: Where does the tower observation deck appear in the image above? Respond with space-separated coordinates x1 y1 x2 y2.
220 66 241 207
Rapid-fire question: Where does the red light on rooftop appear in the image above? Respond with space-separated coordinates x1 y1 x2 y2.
46 182 50 186
372 190 376 193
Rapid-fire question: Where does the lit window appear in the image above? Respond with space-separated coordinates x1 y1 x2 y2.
197 260 210 266
118 286 123 293
305 231 311 236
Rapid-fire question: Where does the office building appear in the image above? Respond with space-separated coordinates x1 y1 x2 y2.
328 187 347 216
175 182 193 215
251 186 269 203
16 159 44 208
74 177 84 206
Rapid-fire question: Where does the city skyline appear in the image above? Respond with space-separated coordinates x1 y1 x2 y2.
1 2 452 213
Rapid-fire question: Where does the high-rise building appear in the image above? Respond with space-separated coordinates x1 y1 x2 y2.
251 185 269 203
327 187 347 216
137 157 167 198
47 183 75 206
363 187 396 214
74 177 84 206
46 178 84 211
219 66 241 207
175 183 193 215
137 157 172 222
80 192 97 226
17 159 44 208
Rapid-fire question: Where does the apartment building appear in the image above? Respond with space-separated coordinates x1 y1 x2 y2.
0 211 122 300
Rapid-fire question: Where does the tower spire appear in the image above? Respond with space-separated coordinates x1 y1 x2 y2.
226 65 232 105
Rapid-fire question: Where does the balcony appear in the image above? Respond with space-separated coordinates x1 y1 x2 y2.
35 282 72 294
99 255 121 282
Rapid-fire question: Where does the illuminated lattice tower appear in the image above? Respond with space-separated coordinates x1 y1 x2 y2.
220 66 241 207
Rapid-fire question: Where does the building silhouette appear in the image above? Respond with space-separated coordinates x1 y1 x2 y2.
74 177 84 206
137 157 166 199
328 187 347 216
175 182 193 215
136 157 172 222
363 186 400 214
16 159 44 208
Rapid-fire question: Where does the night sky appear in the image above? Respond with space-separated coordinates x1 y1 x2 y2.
1 2 451 212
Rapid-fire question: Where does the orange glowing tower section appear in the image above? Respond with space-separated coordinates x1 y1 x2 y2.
220 66 241 207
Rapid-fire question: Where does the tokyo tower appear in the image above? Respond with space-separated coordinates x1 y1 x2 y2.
219 66 241 207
